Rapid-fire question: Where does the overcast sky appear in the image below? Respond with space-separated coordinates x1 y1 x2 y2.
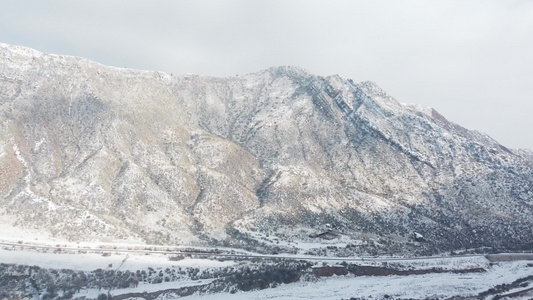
1 0 532 149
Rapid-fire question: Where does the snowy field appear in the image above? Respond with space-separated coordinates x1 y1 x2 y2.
185 261 533 300
0 248 236 271
0 244 490 272
74 279 216 300
1 246 532 299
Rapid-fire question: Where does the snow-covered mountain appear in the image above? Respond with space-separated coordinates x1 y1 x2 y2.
1 43 532 253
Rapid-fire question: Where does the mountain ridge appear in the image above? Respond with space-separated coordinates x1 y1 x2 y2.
1 43 532 255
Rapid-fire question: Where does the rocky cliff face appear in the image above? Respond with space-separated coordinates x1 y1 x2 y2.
1 43 532 253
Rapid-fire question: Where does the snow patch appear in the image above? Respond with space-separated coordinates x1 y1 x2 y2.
12 144 26 167
34 137 46 151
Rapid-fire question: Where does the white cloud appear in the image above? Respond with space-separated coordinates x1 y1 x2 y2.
1 0 532 148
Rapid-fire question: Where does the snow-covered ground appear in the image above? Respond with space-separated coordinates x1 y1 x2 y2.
238 226 356 252
1 245 532 299
0 214 72 244
186 261 533 300
74 279 215 300
0 248 235 271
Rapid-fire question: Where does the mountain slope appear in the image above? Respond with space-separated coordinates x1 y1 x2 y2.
1 43 532 253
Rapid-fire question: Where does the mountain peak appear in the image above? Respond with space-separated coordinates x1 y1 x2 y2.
257 65 313 79
1 43 532 254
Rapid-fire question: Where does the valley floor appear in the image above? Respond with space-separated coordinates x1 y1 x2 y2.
187 261 533 300
1 241 532 300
